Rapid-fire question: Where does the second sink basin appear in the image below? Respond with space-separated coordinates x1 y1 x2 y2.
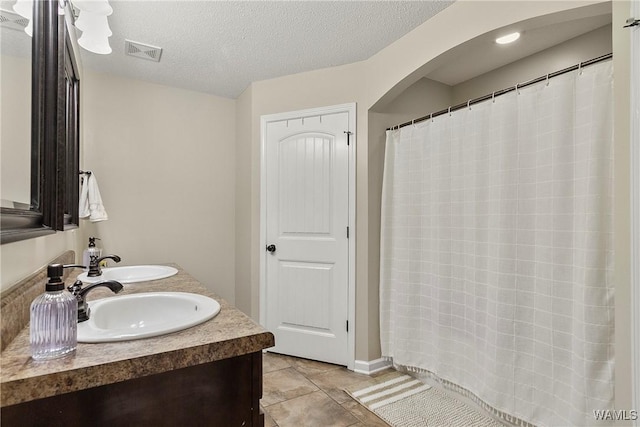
78 292 221 343
77 265 178 284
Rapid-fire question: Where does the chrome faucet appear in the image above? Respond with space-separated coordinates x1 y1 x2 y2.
87 254 121 277
68 280 124 322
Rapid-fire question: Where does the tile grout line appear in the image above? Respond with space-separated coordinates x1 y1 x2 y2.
262 388 321 408
263 353 392 427
302 367 389 426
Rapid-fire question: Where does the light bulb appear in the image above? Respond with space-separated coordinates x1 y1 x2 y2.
72 0 112 16
25 17 33 37
75 10 112 37
78 32 112 54
496 32 520 45
13 0 33 19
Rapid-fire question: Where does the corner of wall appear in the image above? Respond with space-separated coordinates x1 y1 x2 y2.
612 0 633 415
234 84 255 318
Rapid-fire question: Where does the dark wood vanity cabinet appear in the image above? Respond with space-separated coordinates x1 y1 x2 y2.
1 351 264 426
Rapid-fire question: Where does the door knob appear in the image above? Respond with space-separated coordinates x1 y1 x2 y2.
266 244 276 253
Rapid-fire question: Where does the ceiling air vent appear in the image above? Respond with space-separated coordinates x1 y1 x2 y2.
125 40 163 63
0 9 29 31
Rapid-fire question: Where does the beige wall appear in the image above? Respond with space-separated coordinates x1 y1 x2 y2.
378 78 453 119
81 71 237 303
452 24 612 104
234 85 253 315
0 231 83 292
365 1 604 111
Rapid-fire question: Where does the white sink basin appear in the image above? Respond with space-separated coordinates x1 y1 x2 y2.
77 265 178 284
77 292 221 343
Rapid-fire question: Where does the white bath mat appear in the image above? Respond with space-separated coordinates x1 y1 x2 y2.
346 374 506 427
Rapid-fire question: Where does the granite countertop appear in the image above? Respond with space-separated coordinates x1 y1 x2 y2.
0 264 274 407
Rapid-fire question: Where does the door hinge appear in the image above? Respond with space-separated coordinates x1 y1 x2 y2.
346 320 349 332
344 131 353 145
346 226 349 238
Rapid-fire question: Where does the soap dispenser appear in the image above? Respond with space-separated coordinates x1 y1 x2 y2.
82 237 101 269
30 264 79 361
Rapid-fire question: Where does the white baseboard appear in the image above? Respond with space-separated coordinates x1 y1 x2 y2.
353 358 392 375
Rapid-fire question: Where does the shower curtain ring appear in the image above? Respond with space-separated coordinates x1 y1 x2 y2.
492 92 495 103
467 100 471 110
545 74 550 86
578 62 583 75
430 113 433 122
448 107 451 116
515 83 520 94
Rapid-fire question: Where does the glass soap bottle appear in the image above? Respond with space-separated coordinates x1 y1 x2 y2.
82 237 101 269
30 264 78 361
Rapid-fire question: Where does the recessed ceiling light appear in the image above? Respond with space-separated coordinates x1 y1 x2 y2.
496 32 520 45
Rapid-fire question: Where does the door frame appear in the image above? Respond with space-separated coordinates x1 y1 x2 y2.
630 0 640 420
259 103 356 370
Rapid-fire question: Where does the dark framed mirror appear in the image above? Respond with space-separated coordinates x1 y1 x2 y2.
1 0 80 244
63 28 80 228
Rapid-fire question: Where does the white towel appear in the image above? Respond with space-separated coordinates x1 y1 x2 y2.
79 174 90 218
79 174 108 222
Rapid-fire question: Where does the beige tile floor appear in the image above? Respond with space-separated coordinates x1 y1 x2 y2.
261 352 403 427
261 352 512 427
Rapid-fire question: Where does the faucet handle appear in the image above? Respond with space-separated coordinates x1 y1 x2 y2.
88 254 121 277
101 255 121 264
67 280 84 295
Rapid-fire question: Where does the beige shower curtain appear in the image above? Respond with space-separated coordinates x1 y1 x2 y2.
380 61 614 427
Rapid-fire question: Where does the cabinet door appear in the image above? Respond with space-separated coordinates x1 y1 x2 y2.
1 352 265 427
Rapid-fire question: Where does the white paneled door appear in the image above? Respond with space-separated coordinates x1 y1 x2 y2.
263 108 352 366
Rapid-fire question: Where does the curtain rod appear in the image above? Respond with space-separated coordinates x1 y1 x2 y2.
387 52 613 131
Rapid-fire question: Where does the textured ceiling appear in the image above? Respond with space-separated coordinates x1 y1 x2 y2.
77 1 454 99
3 1 610 101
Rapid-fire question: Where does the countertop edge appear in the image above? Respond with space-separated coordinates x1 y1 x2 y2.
1 331 275 407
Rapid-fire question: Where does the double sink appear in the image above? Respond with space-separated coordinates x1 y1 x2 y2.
75 265 220 343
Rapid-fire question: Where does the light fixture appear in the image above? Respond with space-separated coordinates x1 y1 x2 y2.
11 0 113 55
73 0 113 55
73 0 112 16
495 32 520 45
12 0 30 18
12 0 32 36
74 10 112 35
24 17 32 36
78 30 112 54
